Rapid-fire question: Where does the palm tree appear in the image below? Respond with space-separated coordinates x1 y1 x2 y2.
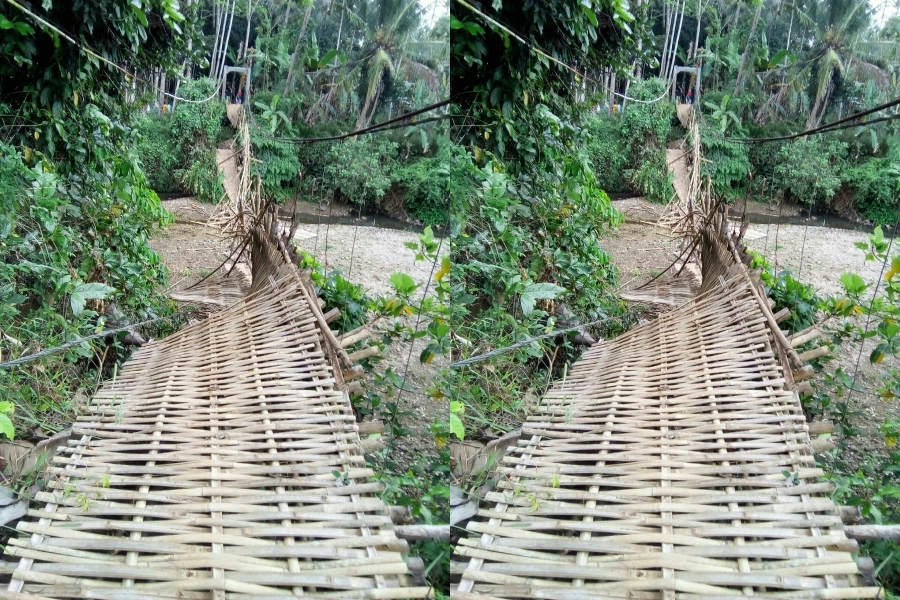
794 0 900 128
334 0 447 128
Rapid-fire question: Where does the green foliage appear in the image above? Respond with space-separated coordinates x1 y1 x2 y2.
843 150 900 225
325 136 398 205
249 121 304 201
0 138 173 433
295 252 371 332
134 79 224 203
583 115 628 193
0 0 187 435
134 115 178 193
700 121 753 199
625 145 674 204
620 79 675 149
774 136 847 207
169 79 225 204
392 146 449 225
620 79 675 203
749 250 821 331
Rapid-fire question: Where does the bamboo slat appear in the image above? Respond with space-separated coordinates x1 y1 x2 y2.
454 211 879 599
7 223 429 599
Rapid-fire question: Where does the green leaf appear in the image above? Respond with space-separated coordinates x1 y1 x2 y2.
580 4 599 26
520 282 566 316
389 272 417 295
318 49 339 68
854 241 869 250
449 413 465 440
70 282 115 316
0 413 14 440
839 272 867 296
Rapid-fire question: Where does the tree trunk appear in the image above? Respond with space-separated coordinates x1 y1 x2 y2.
659 1 674 78
283 3 314 96
209 1 223 79
733 3 762 94
667 0 687 81
217 0 237 82
693 0 703 60
243 0 254 62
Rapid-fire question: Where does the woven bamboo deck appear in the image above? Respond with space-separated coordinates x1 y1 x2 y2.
455 216 880 599
3 223 430 599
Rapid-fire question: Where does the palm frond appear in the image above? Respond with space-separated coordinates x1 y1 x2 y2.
397 56 439 88
846 56 888 88
853 39 900 63
364 48 394 106
402 39 449 64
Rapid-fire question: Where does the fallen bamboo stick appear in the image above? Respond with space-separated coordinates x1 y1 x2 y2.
809 420 835 435
323 307 341 323
798 345 830 362
393 525 450 542
773 307 791 323
360 437 386 453
348 345 381 362
810 437 836 453
844 525 900 542
341 328 373 348
793 365 815 381
342 365 364 381
791 327 823 348
358 420 385 435
839 505 864 525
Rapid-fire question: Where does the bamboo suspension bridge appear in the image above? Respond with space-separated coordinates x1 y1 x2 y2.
0 118 435 598
453 108 883 599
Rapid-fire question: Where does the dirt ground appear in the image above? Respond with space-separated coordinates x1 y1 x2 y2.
150 201 447 468
606 198 900 471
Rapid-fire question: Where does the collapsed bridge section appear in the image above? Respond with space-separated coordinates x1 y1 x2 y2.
3 220 430 599
454 214 880 599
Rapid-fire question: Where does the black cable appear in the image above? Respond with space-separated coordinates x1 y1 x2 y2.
267 100 451 144
723 97 900 144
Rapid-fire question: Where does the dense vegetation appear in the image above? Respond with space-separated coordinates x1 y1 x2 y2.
449 0 642 437
0 0 189 437
131 0 451 225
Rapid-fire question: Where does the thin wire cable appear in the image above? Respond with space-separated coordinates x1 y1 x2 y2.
0 317 170 369
798 200 813 281
453 0 675 104
449 317 616 368
4 0 224 105
719 97 900 144
396 193 453 401
266 100 452 144
847 197 900 403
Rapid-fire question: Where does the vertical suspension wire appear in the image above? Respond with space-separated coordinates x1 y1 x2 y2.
847 196 900 404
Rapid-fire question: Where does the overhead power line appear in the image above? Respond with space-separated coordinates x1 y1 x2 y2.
3 0 223 104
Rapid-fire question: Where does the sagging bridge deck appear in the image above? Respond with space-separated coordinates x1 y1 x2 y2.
1 221 431 599
454 213 881 599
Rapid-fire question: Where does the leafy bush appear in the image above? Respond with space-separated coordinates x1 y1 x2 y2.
700 121 752 199
583 115 628 193
843 149 900 225
134 115 178 193
0 131 173 432
166 79 224 203
625 145 674 203
620 79 674 203
249 121 303 200
392 146 449 225
774 136 846 207
324 136 398 206
749 250 820 331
